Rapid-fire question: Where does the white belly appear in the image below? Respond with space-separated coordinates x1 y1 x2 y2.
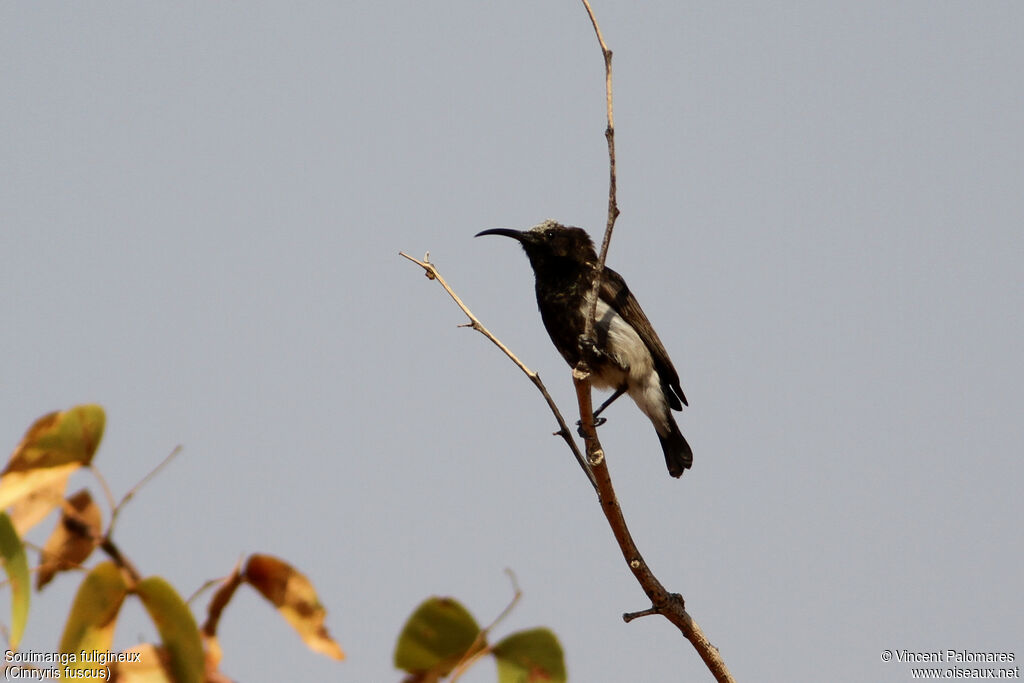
588 299 670 432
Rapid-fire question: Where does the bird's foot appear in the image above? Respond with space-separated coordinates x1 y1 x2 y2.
576 415 607 437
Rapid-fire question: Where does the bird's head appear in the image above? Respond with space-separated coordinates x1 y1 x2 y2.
475 220 597 271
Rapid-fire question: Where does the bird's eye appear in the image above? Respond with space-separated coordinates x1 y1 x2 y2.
545 230 556 239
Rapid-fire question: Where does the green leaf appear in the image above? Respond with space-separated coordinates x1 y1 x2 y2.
135 576 204 683
493 628 566 683
0 512 30 648
59 561 127 676
394 597 481 676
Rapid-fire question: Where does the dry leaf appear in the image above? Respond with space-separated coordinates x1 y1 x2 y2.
244 553 345 660
1 405 105 510
37 489 103 590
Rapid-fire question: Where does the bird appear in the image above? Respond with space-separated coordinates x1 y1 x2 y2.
475 220 692 478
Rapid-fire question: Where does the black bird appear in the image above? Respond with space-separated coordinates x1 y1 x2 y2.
475 220 693 478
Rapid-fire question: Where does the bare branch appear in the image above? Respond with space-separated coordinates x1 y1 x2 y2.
573 377 734 682
400 251 597 490
573 4 736 680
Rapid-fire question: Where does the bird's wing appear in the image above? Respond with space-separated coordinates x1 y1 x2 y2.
599 267 688 409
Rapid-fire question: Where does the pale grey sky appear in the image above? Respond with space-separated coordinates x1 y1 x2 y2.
3 3 1022 682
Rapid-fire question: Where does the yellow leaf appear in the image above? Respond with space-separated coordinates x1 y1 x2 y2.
8 466 74 535
0 462 81 514
37 489 103 590
244 553 345 660
59 561 127 678
0 512 30 649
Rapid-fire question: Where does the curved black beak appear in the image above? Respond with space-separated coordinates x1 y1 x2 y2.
475 228 525 240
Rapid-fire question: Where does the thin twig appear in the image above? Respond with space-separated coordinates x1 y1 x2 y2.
400 251 597 491
85 445 183 586
187 574 234 607
89 465 117 517
108 445 183 535
579 0 620 347
449 569 523 682
487 568 523 632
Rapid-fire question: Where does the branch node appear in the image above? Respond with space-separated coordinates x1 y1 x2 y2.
656 592 686 613
587 448 605 468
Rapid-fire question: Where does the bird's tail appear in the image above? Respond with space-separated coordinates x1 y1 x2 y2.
657 416 693 478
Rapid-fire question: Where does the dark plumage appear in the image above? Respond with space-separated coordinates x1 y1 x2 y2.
476 220 692 477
